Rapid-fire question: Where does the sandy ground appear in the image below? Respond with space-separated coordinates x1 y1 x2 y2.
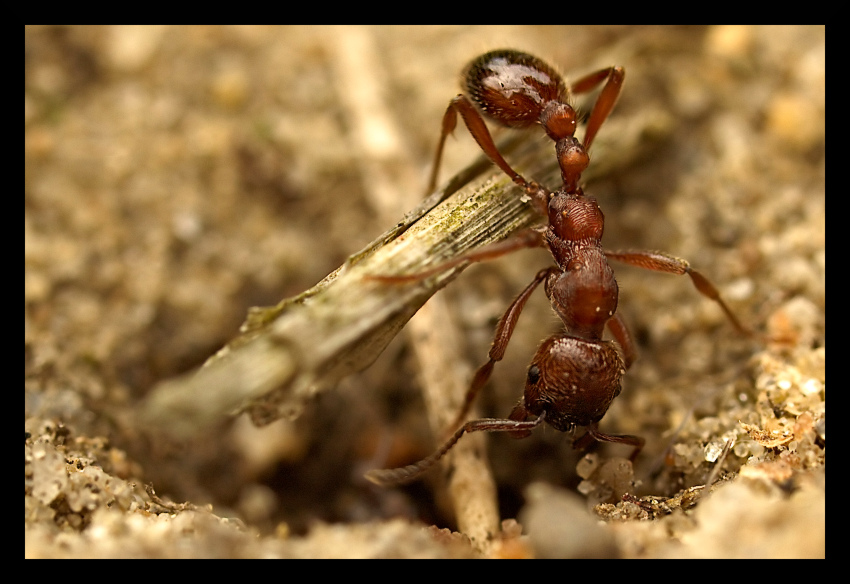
25 25 824 558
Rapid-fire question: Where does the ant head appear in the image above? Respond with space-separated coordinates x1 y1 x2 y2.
523 336 625 430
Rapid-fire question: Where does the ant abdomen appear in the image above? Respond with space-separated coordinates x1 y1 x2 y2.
464 49 569 128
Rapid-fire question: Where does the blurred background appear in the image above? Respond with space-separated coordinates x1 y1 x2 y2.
25 26 824 554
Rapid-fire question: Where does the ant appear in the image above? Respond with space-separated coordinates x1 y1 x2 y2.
365 49 750 487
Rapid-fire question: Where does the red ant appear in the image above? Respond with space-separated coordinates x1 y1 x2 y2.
365 49 750 486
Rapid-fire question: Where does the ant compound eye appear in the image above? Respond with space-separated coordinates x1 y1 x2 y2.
527 364 541 385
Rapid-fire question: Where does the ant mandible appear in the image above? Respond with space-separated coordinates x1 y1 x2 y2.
365 49 750 486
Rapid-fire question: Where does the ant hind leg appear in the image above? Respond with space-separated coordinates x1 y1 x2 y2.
428 95 550 210
571 66 625 151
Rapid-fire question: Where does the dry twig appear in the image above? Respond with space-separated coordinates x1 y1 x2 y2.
140 104 665 437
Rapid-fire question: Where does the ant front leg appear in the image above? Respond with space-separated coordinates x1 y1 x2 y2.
571 66 625 151
428 95 549 212
572 422 645 462
445 266 558 434
365 412 546 486
606 312 638 370
605 249 752 336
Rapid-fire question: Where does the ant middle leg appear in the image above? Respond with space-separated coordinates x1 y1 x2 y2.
605 249 752 336
368 228 546 284
570 66 625 151
427 95 548 209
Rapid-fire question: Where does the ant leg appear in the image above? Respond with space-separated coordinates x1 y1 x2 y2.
570 66 625 151
605 249 752 336
365 412 546 486
576 422 645 461
606 313 638 370
367 228 546 283
426 97 460 193
428 95 548 206
446 267 557 433
505 399 534 439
